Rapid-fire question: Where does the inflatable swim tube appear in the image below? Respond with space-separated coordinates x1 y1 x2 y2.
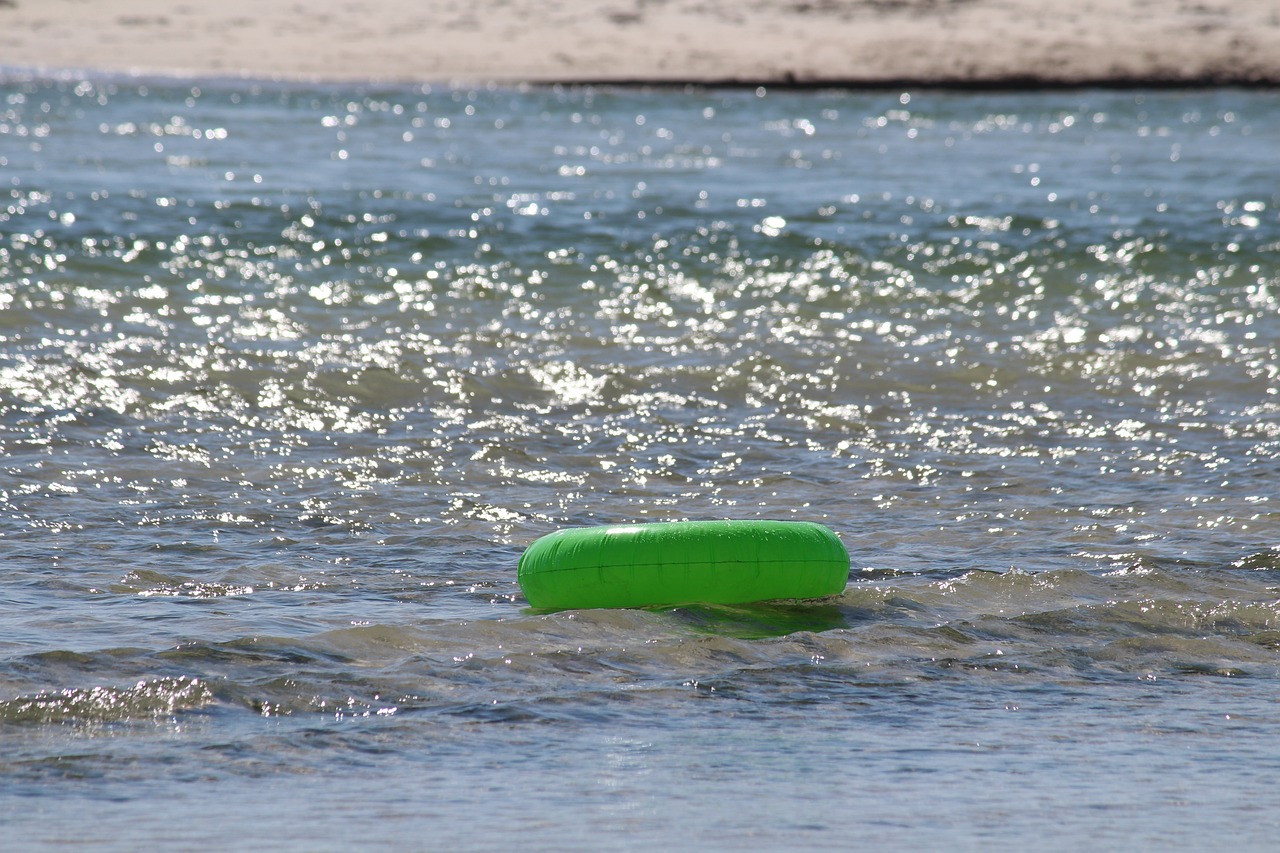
518 520 849 610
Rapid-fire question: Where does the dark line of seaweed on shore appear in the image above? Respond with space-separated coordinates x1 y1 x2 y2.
548 74 1280 92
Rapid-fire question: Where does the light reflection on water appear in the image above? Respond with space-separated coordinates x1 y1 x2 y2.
1 76 1280 848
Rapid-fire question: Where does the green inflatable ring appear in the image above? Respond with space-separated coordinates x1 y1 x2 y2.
518 520 849 610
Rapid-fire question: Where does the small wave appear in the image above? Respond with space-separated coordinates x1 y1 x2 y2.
111 570 256 598
0 676 213 724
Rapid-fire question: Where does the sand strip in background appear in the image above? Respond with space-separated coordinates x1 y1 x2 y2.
2 0 1280 86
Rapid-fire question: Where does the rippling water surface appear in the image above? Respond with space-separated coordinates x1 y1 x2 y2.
2 76 1279 849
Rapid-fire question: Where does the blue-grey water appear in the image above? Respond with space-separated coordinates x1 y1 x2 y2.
2 75 1279 850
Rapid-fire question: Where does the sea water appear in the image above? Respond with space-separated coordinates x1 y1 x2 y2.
1 76 1278 850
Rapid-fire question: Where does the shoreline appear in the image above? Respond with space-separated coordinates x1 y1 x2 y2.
4 65 1278 92
2 1 1280 89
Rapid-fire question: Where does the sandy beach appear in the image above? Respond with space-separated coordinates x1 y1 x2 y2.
2 0 1279 86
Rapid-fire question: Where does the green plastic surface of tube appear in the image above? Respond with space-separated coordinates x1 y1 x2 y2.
518 520 850 610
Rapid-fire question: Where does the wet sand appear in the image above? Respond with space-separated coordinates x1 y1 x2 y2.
2 0 1279 86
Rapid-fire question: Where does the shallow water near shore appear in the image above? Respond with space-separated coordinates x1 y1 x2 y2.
2 77 1279 849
